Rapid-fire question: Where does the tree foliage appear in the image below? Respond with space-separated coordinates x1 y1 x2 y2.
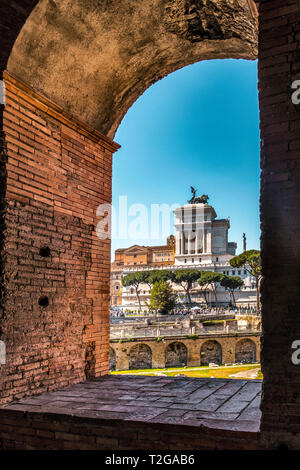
122 271 149 288
221 275 244 291
198 271 224 307
147 269 174 286
229 250 261 279
220 275 244 306
229 249 261 311
172 269 200 307
149 281 177 314
122 271 150 312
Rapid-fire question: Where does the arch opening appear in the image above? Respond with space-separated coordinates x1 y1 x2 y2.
2 0 300 451
0 0 258 404
165 341 188 368
200 340 222 366
129 343 152 370
235 338 256 364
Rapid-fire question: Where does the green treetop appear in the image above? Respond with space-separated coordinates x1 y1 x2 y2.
198 271 224 308
122 271 150 312
229 250 261 311
149 280 177 314
172 269 200 307
220 275 244 307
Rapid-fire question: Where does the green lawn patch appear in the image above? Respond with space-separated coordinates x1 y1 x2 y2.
111 363 262 380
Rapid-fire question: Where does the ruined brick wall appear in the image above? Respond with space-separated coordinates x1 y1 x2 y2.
257 0 300 449
111 334 261 371
0 1 39 401
165 341 188 368
0 73 119 404
129 344 152 370
235 339 257 363
200 340 222 366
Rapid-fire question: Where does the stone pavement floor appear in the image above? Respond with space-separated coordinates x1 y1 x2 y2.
2 375 262 433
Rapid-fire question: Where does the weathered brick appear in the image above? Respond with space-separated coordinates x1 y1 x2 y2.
0 73 119 404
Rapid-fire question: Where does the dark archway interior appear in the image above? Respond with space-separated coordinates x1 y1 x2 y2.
129 343 152 369
200 340 222 365
165 341 188 367
236 339 257 363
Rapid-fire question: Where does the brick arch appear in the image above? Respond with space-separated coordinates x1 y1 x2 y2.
6 0 258 139
0 0 300 449
129 343 152 370
109 347 116 372
165 341 188 368
200 340 222 366
0 0 258 405
235 338 256 364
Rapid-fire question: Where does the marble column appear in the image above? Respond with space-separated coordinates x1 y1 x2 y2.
206 229 212 253
176 231 181 255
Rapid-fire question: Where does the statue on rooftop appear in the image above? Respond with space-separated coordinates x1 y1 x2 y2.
188 187 209 204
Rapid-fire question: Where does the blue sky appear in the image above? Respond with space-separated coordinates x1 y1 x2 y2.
112 59 260 257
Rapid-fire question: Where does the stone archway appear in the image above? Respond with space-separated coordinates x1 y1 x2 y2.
165 342 188 368
0 0 258 403
109 347 116 371
235 339 256 364
200 340 222 366
129 344 152 370
6 0 258 139
2 0 300 449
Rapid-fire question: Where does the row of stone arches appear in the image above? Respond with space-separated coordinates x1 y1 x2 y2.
109 338 257 371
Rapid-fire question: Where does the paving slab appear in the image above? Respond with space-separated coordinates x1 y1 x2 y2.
1 375 262 434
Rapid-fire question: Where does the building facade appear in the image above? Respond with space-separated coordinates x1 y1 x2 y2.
174 202 237 266
110 236 176 307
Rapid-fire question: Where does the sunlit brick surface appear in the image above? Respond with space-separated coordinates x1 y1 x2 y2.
0 75 119 404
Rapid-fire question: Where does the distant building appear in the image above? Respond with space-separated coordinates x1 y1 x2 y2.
173 202 236 266
110 236 176 306
110 264 123 307
111 198 257 311
113 235 175 269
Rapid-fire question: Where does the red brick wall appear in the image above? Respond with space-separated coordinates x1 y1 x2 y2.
258 0 300 448
0 73 119 404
